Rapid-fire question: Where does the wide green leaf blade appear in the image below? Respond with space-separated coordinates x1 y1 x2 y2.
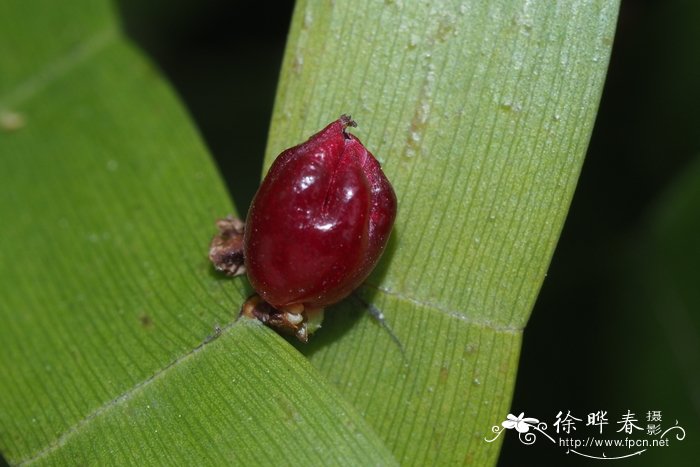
266 0 619 464
0 1 395 465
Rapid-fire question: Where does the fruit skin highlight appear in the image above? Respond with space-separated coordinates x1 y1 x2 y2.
244 115 397 313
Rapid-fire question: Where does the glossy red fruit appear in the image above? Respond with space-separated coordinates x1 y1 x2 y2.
244 115 396 311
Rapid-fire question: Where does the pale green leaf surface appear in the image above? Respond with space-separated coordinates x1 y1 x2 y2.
0 2 114 98
267 0 619 464
26 319 396 466
0 1 395 465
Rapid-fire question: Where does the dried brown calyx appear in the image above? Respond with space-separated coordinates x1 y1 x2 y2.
209 216 246 277
240 295 324 343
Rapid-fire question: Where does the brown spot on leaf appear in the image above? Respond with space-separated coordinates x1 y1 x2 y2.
139 313 154 329
439 366 449 384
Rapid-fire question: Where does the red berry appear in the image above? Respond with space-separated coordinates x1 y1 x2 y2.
244 115 397 311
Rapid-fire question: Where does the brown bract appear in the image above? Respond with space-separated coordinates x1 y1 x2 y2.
209 216 246 277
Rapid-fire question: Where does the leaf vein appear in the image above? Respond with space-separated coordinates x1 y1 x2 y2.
18 319 240 465
0 28 116 108
363 283 523 334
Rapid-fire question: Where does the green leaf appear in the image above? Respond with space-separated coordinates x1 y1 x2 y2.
0 1 395 465
266 0 619 464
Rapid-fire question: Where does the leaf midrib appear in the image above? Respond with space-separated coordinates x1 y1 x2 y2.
0 28 117 109
5 15 524 465
18 317 240 465
363 283 524 334
17 280 519 464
